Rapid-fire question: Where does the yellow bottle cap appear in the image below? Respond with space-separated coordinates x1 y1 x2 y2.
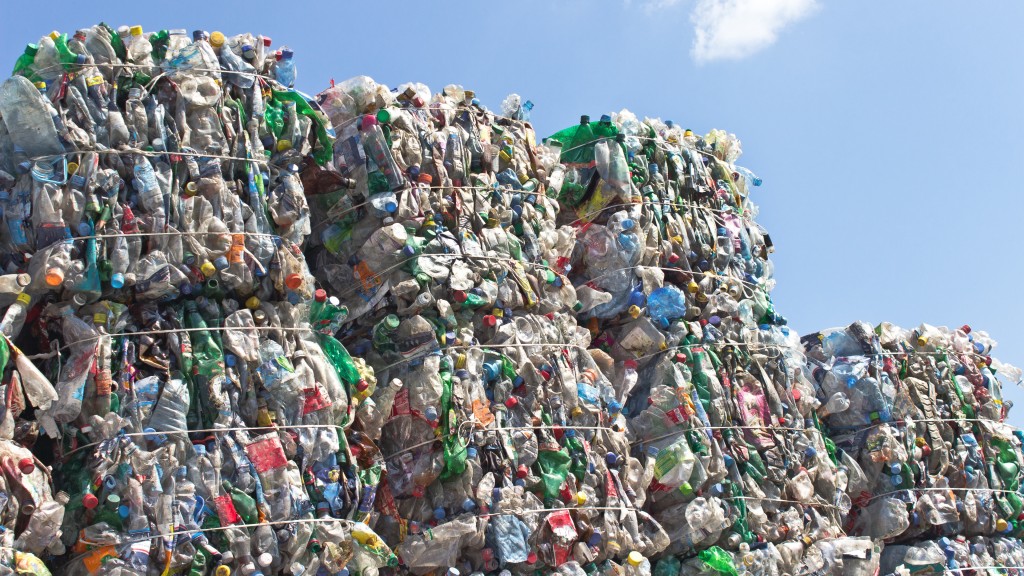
184 182 198 196
215 566 231 576
576 492 587 505
687 281 699 294
34 81 46 90
276 139 292 152
129 26 143 37
93 313 107 325
45 267 64 287
245 296 261 310
628 305 642 319
917 336 928 346
16 292 31 306
997 518 1009 531
200 261 217 278
67 162 79 175
209 31 225 48
628 551 644 567
49 31 61 41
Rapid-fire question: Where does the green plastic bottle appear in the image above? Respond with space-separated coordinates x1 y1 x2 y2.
12 44 40 81
49 32 85 70
222 481 257 524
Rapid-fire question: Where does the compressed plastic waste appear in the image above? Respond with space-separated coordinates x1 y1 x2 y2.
0 23 398 576
1 22 1023 576
804 322 1024 575
304 75 876 576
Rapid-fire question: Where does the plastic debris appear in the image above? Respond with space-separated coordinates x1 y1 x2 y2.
0 22 1022 576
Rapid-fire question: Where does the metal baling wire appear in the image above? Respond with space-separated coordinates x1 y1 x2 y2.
24 145 273 165
30 60 280 83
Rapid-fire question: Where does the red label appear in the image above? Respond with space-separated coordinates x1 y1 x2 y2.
392 388 411 417
246 436 288 473
212 494 240 525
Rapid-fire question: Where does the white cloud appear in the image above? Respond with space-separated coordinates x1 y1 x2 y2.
690 0 818 63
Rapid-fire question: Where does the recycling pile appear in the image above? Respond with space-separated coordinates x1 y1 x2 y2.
0 24 390 576
304 75 871 576
803 322 1024 574
0 22 1023 576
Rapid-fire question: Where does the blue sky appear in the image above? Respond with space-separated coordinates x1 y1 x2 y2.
3 1 1023 424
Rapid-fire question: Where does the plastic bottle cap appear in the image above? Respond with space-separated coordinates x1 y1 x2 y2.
504 396 518 409
258 553 273 567
45 267 64 287
576 492 587 505
210 31 225 47
200 261 217 278
82 493 99 509
285 274 303 290
276 139 292 152
215 567 231 576
417 173 433 185
213 256 229 271
130 25 143 37
110 273 125 289
627 552 644 567
17 458 34 475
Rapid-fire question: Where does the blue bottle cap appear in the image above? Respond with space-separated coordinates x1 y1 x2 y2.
433 507 446 520
425 406 438 421
224 354 237 367
213 256 229 271
104 475 117 490
804 447 817 459
620 219 634 231
513 479 525 488
492 488 502 502
723 455 734 468
606 453 619 467
462 498 475 512
118 504 130 518
77 221 92 236
180 283 193 296
111 273 125 289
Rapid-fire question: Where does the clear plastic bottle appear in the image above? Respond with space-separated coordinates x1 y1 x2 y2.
0 75 65 159
273 48 296 87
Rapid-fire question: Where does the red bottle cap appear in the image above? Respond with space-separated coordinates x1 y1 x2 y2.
315 288 327 302
961 324 972 334
357 380 370 392
504 396 518 409
668 253 680 264
483 315 497 327
624 359 638 370
262 36 273 47
17 458 34 475
516 464 528 479
285 274 303 290
83 493 99 509
527 552 537 564
452 290 467 303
